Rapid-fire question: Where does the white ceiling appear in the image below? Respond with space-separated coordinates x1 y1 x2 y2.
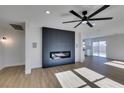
0 5 124 38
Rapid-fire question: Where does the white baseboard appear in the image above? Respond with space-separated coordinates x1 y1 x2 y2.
31 64 42 69
0 66 4 70
5 63 25 67
0 62 25 71
25 69 31 74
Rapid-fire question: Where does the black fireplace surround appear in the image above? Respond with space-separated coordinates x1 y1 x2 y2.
42 27 75 68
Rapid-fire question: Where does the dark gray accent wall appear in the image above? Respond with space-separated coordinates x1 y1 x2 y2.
42 27 75 68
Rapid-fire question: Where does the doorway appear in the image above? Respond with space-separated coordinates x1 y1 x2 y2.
92 41 106 57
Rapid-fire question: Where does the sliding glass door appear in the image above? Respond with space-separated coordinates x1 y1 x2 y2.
92 41 106 57
99 41 106 57
93 42 99 56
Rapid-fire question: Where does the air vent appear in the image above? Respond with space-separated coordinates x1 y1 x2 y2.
10 24 24 30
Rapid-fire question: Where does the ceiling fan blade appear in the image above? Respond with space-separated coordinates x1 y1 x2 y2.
63 20 82 23
89 17 113 21
74 21 82 28
88 5 110 18
87 21 93 27
70 10 83 19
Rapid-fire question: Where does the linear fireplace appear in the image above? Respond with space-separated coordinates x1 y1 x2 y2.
50 51 71 60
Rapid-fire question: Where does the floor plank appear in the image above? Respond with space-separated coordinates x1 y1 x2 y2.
0 56 124 88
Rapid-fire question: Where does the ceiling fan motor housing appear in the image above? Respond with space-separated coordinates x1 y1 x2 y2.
82 11 87 16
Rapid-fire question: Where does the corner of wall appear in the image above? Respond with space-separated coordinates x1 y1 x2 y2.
0 66 4 70
75 31 84 63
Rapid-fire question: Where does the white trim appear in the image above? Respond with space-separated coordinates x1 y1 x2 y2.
31 64 42 69
4 63 25 68
0 66 4 70
25 68 31 74
0 63 25 71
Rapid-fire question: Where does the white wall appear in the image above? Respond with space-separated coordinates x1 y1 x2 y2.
75 32 84 63
0 27 25 70
0 43 4 70
0 29 4 70
84 34 124 61
83 24 124 39
75 32 80 62
25 21 42 74
107 34 124 60
83 12 124 60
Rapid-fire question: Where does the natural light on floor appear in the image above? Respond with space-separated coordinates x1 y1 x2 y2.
55 71 87 88
95 78 124 88
74 67 105 82
111 61 124 65
104 61 124 69
55 67 124 88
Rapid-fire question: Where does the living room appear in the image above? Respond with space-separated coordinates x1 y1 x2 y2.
0 4 124 89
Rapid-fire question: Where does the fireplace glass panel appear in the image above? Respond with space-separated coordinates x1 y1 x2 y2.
50 51 71 60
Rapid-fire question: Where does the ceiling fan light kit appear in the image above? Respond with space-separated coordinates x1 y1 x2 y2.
63 5 113 28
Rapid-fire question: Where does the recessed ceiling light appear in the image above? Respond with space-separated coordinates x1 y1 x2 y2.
45 10 50 14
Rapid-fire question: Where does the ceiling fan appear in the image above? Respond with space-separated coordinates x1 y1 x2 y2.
62 5 113 28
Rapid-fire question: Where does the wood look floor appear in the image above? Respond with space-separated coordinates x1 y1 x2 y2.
0 56 124 88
